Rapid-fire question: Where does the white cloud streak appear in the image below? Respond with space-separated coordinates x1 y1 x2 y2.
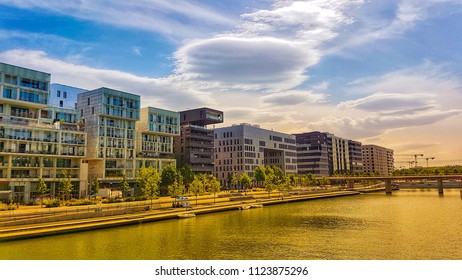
0 49 212 110
0 0 236 40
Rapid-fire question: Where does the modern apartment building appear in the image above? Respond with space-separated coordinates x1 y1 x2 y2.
294 132 329 176
348 140 363 173
214 123 297 187
77 87 140 187
175 107 223 174
327 133 351 175
136 107 179 170
49 83 86 110
0 62 87 203
294 131 362 176
362 144 394 175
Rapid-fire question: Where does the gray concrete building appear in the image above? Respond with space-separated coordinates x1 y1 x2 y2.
175 107 223 174
214 123 297 187
294 131 329 176
294 131 363 176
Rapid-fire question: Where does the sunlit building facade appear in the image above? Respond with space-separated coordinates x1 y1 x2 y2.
214 123 297 187
77 87 140 187
175 107 223 174
362 144 394 175
136 107 179 171
0 62 87 203
294 131 362 176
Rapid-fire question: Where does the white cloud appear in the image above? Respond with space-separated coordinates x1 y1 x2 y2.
174 37 318 90
262 89 326 106
307 109 461 139
173 0 363 91
0 49 212 110
0 0 236 40
337 92 437 112
307 62 462 139
132 47 142 56
329 0 462 54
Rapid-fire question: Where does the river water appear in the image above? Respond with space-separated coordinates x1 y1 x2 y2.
1 189 461 260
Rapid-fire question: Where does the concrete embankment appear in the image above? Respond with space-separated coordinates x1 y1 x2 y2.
0 190 360 242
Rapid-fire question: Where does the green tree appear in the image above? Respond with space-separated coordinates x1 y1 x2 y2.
179 165 195 191
58 170 73 201
254 166 266 187
277 176 294 199
231 172 239 189
167 172 185 201
304 173 318 188
160 163 178 195
90 177 100 196
137 166 161 209
287 173 296 188
239 173 252 195
320 177 330 189
35 176 49 207
119 173 130 198
209 175 221 203
189 176 204 205
264 166 276 198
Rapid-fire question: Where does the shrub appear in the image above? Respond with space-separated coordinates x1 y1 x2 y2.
43 199 62 208
65 199 97 206
102 197 124 204
0 203 18 211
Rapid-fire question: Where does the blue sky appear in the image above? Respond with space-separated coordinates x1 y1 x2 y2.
1 0 462 166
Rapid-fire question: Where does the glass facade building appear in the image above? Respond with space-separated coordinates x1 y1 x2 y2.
77 87 140 186
0 63 87 203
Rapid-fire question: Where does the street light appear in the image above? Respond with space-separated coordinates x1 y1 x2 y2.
425 157 435 168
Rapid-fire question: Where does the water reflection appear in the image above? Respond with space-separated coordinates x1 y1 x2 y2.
1 189 461 260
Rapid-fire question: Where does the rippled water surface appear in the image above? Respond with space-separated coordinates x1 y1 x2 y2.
1 189 461 260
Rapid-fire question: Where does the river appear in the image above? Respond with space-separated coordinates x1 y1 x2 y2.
1 189 461 260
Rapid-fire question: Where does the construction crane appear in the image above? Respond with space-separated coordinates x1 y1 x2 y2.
425 157 435 167
413 154 424 166
396 154 424 167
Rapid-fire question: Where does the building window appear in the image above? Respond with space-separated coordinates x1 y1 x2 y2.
57 90 61 97
87 98 90 105
59 101 63 107
92 107 95 114
63 91 67 98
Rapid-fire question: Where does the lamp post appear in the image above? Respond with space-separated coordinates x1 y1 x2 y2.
425 157 435 168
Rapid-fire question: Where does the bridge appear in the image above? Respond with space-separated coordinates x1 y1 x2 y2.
325 175 462 195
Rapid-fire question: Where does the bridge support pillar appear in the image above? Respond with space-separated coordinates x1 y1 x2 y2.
437 179 444 195
385 179 392 195
347 181 354 189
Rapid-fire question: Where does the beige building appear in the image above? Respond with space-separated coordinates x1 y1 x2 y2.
362 144 394 175
135 107 179 171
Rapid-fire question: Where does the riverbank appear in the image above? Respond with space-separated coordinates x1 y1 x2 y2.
0 189 365 242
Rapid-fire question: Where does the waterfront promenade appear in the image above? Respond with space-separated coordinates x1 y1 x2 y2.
0 187 375 242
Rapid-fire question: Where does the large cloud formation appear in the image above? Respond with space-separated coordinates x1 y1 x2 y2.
173 0 362 91
175 37 317 90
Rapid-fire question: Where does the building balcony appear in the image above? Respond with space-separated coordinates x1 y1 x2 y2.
190 157 214 164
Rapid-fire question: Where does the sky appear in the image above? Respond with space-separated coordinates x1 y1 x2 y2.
1 0 462 167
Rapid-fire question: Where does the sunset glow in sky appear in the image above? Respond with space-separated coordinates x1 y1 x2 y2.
1 0 462 166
